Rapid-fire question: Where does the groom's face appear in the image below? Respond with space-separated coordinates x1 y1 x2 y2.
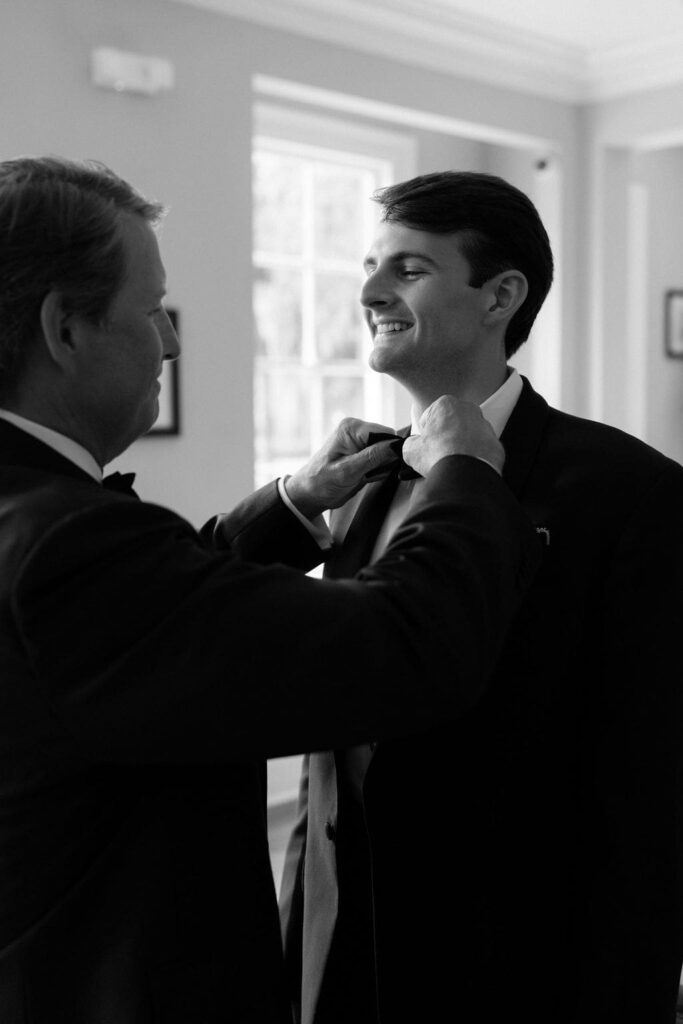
360 220 488 391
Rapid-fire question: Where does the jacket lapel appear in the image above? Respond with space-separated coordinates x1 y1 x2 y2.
325 425 411 579
324 467 402 579
500 377 555 550
500 376 550 498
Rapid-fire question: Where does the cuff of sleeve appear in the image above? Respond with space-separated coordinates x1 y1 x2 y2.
277 477 333 550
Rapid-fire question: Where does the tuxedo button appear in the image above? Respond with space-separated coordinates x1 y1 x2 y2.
325 821 336 842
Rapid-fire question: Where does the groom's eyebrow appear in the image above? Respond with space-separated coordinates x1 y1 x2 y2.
363 250 440 270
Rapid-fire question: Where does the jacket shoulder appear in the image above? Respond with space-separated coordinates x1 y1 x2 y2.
0 467 194 585
545 404 683 482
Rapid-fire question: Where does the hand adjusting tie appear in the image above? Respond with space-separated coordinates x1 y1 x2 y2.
365 432 420 481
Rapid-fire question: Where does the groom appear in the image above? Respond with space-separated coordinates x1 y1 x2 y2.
279 170 683 1024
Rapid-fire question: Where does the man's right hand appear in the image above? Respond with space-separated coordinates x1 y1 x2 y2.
285 418 401 519
402 396 505 477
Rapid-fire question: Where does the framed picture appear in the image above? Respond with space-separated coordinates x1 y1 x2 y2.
147 308 180 434
664 290 683 358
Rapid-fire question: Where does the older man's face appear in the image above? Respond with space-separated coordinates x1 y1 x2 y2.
75 214 179 463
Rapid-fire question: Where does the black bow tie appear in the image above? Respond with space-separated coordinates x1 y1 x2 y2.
102 471 138 496
365 433 421 481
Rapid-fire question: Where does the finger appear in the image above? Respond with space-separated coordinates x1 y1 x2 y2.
366 430 400 447
327 419 396 459
418 395 448 430
401 436 430 478
402 435 418 460
417 404 434 432
363 439 404 480
349 422 398 448
327 440 398 484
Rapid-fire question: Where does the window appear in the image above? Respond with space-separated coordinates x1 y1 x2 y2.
252 105 415 488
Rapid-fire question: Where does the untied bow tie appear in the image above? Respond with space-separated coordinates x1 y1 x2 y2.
101 471 138 496
365 432 420 481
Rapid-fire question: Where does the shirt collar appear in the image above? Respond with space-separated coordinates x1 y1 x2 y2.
0 409 102 482
410 367 523 439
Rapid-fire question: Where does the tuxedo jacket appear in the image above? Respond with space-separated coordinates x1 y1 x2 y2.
279 378 683 1024
0 417 537 1023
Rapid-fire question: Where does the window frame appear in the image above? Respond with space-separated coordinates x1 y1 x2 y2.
252 103 416 487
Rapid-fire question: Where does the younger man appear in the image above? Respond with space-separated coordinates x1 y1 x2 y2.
280 171 683 1024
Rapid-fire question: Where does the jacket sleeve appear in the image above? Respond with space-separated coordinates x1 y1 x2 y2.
12 455 540 765
201 479 325 573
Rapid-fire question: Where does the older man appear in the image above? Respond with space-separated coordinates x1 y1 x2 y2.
0 157 538 1022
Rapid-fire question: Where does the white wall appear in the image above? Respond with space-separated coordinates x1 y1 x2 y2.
583 84 683 462
639 148 683 464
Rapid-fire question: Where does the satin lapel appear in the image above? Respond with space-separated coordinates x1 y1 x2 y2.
325 467 401 579
500 376 551 498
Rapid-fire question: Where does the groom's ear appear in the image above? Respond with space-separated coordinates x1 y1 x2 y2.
482 270 528 327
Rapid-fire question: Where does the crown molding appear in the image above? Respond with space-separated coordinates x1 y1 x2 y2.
167 0 683 104
586 31 683 101
253 74 557 153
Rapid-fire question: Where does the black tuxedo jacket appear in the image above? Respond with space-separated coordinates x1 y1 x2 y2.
0 417 537 1023
279 378 683 1024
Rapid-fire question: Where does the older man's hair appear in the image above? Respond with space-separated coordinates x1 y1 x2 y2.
372 170 554 358
0 156 165 397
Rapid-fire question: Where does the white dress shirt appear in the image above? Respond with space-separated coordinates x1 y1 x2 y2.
0 409 102 481
278 476 332 550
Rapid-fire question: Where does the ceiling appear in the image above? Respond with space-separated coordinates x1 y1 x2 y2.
168 0 683 101
412 0 683 50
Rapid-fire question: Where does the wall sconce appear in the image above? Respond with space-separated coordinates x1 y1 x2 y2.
90 47 174 96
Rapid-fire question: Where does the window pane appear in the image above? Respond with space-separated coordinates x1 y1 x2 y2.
322 376 364 437
253 266 302 359
315 272 365 361
313 165 366 261
255 369 311 460
253 151 304 255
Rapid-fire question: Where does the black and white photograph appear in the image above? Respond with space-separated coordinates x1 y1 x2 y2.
666 289 683 358
1 2 683 1022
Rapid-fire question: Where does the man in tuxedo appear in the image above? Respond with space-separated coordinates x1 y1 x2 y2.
279 171 683 1023
0 156 540 1023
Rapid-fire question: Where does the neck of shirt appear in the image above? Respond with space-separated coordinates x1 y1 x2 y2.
0 409 102 482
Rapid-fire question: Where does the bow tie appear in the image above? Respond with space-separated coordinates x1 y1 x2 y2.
102 471 138 496
365 432 421 481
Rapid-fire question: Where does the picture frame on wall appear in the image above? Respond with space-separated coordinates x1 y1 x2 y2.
147 307 180 435
664 290 683 359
